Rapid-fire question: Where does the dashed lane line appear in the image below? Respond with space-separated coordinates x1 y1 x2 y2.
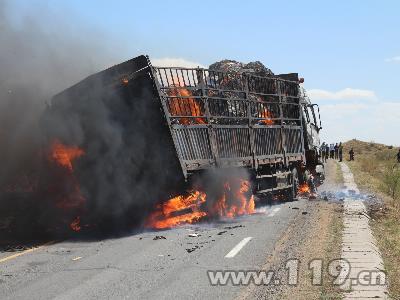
225 237 253 258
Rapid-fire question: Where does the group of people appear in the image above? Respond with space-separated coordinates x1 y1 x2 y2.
320 143 400 164
320 142 346 162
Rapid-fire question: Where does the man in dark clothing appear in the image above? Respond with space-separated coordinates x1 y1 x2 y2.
338 142 343 162
320 143 326 163
334 143 339 160
319 142 325 162
325 144 329 161
330 143 335 159
349 148 355 161
397 149 400 163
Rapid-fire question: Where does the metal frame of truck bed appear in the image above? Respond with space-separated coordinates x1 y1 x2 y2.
147 57 305 180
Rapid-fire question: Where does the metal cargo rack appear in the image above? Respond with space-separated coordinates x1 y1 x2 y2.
149 60 305 179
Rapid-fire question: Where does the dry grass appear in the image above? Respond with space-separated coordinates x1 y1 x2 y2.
319 203 343 299
343 139 400 298
372 206 400 299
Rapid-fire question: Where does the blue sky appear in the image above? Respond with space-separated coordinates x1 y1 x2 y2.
7 0 400 145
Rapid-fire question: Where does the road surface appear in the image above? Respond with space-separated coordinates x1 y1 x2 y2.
1 200 312 299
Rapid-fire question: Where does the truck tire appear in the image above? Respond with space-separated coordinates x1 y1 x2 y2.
289 168 299 202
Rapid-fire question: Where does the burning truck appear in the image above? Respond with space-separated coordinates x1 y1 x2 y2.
38 55 323 232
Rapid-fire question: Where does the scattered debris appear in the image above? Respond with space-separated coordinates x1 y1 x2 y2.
188 233 199 237
302 212 308 215
186 245 200 253
2 244 31 252
153 236 166 240
224 225 244 230
309 194 317 200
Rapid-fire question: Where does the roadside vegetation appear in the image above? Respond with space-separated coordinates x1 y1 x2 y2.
319 161 343 300
319 203 343 300
343 139 400 298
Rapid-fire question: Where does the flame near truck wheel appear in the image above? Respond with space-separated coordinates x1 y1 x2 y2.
42 55 323 231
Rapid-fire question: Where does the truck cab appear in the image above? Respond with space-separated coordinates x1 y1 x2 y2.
299 86 324 181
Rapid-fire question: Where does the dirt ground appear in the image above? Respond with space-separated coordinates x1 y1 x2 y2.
240 160 344 300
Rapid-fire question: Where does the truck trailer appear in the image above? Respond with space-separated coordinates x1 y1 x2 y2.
44 55 323 211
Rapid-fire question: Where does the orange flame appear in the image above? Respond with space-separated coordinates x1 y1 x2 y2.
298 183 311 195
146 191 207 229
213 180 255 218
70 216 81 232
259 107 274 125
51 140 85 171
146 179 255 229
168 87 206 125
49 140 86 225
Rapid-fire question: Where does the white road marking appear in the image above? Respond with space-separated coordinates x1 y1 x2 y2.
72 256 82 261
268 207 281 217
225 237 253 258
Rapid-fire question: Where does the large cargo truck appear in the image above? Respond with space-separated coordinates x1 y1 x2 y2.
45 55 322 206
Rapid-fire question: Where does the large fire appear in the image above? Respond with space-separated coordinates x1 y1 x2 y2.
168 87 206 125
49 140 86 231
51 140 85 171
146 178 255 229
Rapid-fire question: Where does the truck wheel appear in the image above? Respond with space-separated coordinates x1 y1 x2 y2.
289 168 299 201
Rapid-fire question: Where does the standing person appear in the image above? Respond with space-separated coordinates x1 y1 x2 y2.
320 142 326 163
349 148 355 161
326 147 329 162
397 148 400 163
330 143 335 159
338 142 343 162
325 143 330 161
334 143 339 160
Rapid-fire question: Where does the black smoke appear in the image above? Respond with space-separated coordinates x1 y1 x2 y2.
41 63 186 234
0 1 119 240
0 1 187 240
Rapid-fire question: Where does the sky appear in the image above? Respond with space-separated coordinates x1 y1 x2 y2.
5 0 400 145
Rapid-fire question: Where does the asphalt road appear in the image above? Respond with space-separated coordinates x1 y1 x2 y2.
0 200 310 300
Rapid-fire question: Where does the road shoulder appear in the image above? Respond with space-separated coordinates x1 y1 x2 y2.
240 160 343 299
